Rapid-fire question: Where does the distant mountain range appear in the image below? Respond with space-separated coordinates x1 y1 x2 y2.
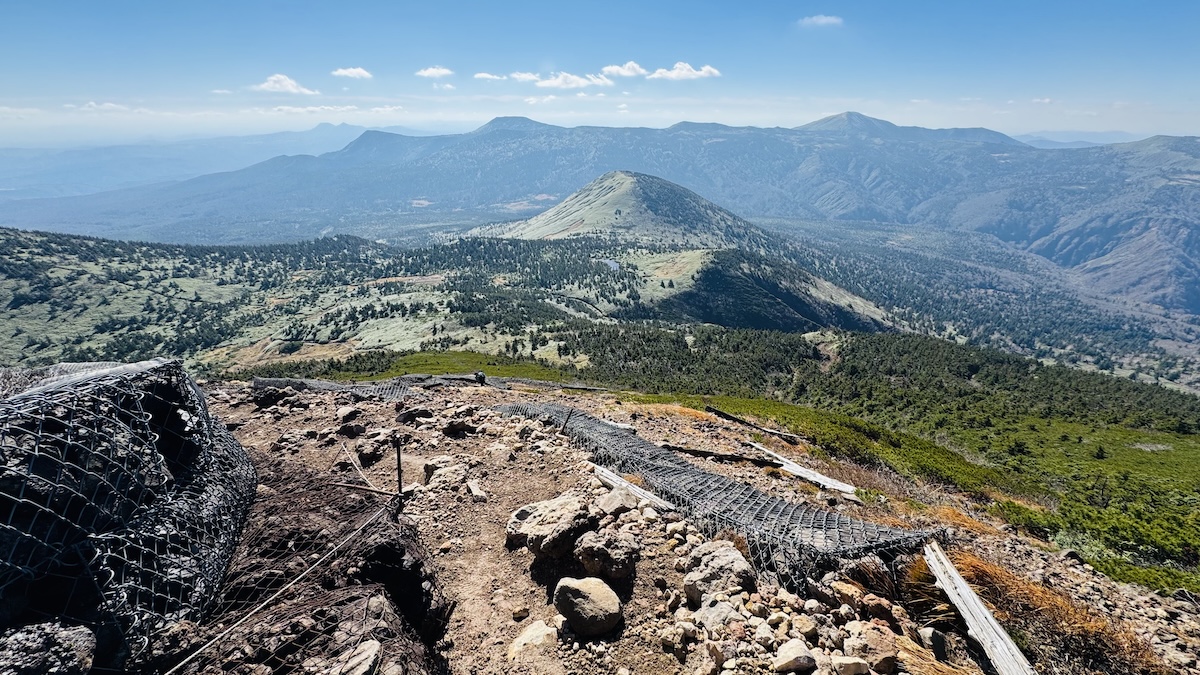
0 123 433 201
1 112 1197 311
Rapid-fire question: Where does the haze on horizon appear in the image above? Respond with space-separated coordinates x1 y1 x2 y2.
2 0 1197 146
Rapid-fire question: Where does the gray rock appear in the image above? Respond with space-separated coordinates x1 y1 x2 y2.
918 626 948 661
466 479 488 502
575 529 641 579
508 620 558 660
772 638 817 673
0 623 96 675
337 405 362 423
684 541 756 605
596 487 640 516
506 496 598 559
426 464 468 491
830 655 870 675
329 639 381 675
693 597 740 629
553 577 622 637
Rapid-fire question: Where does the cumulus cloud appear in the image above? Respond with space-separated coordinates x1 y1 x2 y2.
799 15 844 27
646 62 721 80
415 66 454 78
251 74 319 95
601 61 648 77
524 95 557 104
474 72 506 80
535 72 613 89
1032 97 1054 104
510 71 541 82
332 67 372 79
433 82 456 90
79 101 131 111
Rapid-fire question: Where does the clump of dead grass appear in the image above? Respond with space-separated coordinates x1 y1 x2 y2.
949 549 1170 675
714 528 751 561
926 505 1002 536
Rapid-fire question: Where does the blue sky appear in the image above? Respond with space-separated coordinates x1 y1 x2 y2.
2 1 1197 145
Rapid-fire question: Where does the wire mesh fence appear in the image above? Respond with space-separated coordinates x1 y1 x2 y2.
249 377 411 403
498 402 932 591
159 450 451 675
0 358 257 671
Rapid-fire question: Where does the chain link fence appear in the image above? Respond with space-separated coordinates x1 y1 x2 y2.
498 402 932 591
0 358 257 671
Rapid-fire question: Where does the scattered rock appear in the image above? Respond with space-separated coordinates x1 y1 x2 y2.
508 620 558 660
396 408 434 425
443 419 477 437
771 638 816 673
574 529 641 579
506 496 598 559
552 577 622 637
918 626 948 662
829 581 864 609
337 405 362 423
693 597 740 629
465 479 488 502
684 541 757 605
830 654 870 675
843 620 897 674
0 623 95 675
596 487 640 516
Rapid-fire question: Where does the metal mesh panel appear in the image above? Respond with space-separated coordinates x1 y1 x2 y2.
0 359 257 671
498 402 931 590
250 377 411 403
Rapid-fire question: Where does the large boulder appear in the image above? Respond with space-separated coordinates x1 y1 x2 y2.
552 577 622 637
683 541 756 605
574 529 641 579
506 496 598 559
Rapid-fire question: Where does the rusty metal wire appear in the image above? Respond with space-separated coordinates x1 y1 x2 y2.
0 359 257 672
498 402 932 590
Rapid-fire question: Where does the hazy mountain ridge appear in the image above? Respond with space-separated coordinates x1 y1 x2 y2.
1 113 1197 310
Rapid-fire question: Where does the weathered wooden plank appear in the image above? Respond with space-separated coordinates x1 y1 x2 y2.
592 465 675 511
746 441 858 496
923 541 1036 675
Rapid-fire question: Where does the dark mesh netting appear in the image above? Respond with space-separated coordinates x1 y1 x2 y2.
158 452 451 675
498 402 932 591
0 359 257 671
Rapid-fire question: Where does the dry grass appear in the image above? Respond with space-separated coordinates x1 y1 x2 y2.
714 529 751 561
949 550 1170 675
897 635 984 675
926 506 1002 536
631 403 717 422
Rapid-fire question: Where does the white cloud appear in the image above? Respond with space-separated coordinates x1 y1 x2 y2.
510 71 541 82
535 72 613 89
601 61 648 77
332 67 372 79
415 66 454 78
1032 98 1054 104
260 105 358 114
524 95 557 105
433 83 456 90
646 62 721 80
368 105 405 113
251 74 319 95
474 72 506 80
799 15 844 27
211 89 233 95
80 101 131 111
617 103 628 109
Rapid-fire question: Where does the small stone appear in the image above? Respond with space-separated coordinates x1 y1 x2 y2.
466 479 488 502
329 639 380 675
844 620 897 674
772 638 816 673
829 581 864 609
508 621 558 660
597 488 640 516
512 606 530 621
337 405 362 423
830 655 869 675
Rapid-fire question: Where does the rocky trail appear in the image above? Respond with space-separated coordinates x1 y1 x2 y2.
173 374 1197 675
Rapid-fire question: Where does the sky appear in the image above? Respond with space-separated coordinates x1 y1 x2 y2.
2 0 1197 146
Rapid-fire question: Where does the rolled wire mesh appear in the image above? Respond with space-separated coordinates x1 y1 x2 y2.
0 359 257 671
498 402 931 590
